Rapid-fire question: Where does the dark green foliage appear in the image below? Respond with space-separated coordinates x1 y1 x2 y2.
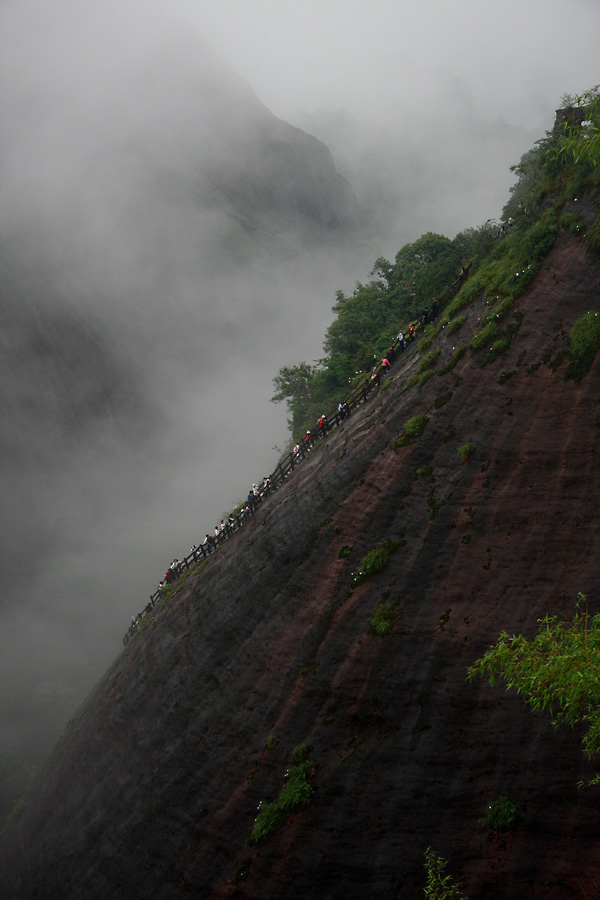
369 599 403 636
369 602 393 636
564 310 600 383
299 659 318 678
470 321 498 354
460 535 471 545
419 349 441 372
486 796 522 832
559 212 584 234
418 369 436 388
427 489 447 520
338 545 352 559
395 414 429 448
446 316 466 335
498 370 516 385
458 442 476 462
249 746 316 844
417 466 433 478
352 540 398 586
483 296 515 323
438 346 466 376
434 391 453 409
468 594 600 766
423 848 467 900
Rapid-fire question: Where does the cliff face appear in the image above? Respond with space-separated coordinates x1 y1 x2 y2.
2 229 599 899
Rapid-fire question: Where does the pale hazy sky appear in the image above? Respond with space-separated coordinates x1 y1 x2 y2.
186 0 598 126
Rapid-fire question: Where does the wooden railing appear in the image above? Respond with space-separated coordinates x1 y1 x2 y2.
122 266 470 645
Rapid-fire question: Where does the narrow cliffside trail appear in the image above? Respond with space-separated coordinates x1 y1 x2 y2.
2 229 599 899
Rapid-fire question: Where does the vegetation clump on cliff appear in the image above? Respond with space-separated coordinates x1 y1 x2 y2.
249 744 316 844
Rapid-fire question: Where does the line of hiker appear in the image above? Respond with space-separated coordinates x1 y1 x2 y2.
123 264 472 645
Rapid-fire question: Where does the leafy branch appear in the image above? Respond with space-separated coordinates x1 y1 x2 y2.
468 594 600 777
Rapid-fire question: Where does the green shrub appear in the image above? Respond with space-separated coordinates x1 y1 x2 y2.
491 337 511 355
488 296 515 321
438 346 466 376
249 746 316 844
564 310 600 383
458 442 476 462
417 466 433 477
338 545 352 559
299 659 318 678
370 602 392 636
419 349 441 372
418 335 434 353
434 391 453 409
352 540 398 586
402 373 421 392
369 599 404 636
486 796 522 832
470 321 498 353
418 369 436 388
559 212 584 234
395 414 429 448
446 316 466 335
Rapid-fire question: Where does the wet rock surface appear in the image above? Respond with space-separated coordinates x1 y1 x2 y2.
2 232 600 899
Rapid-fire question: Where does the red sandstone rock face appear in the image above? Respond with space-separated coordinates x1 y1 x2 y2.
1 232 600 899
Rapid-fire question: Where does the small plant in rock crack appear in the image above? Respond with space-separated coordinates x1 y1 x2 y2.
352 540 403 587
485 795 522 832
249 745 316 844
423 847 467 899
458 442 476 462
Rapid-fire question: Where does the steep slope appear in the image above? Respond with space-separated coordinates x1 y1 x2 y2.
1 228 599 899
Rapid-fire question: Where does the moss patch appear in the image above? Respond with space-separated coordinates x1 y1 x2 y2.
395 414 429 448
565 310 600 383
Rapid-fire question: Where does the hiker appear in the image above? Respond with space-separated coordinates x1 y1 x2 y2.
381 356 392 377
338 401 348 419
371 365 380 386
387 345 396 365
317 414 328 434
408 324 415 342
397 330 405 351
